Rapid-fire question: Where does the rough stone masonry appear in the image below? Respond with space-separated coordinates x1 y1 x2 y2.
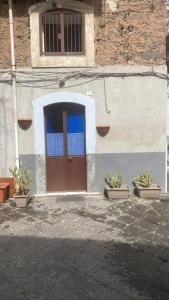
0 0 166 69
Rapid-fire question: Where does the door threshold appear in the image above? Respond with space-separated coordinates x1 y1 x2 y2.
34 191 101 198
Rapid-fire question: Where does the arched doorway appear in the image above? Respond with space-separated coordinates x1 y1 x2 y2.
44 102 86 191
32 92 96 194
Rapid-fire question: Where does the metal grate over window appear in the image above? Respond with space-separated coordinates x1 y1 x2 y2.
41 10 83 55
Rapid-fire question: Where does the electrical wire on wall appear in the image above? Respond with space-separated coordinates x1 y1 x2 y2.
0 67 168 115
0 68 168 88
103 77 111 113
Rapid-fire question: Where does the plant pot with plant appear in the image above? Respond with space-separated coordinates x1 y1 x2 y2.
9 164 32 208
105 174 130 199
133 171 161 199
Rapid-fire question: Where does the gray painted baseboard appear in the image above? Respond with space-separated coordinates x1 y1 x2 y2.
95 152 166 193
19 155 37 193
20 152 166 194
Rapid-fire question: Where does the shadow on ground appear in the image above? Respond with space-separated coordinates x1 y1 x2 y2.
0 236 169 300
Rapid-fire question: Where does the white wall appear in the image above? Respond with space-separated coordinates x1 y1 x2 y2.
16 65 167 156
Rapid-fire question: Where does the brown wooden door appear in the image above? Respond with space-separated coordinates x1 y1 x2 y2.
45 103 86 192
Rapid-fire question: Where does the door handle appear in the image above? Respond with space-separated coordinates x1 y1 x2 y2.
68 156 72 161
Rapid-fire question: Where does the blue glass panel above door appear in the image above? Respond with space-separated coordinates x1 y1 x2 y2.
45 108 64 157
67 114 85 133
67 114 85 156
45 111 63 133
47 133 64 156
46 115 54 133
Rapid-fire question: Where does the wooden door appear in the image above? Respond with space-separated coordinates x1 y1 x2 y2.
45 103 86 192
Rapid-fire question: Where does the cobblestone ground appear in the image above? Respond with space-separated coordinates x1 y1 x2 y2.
0 195 169 299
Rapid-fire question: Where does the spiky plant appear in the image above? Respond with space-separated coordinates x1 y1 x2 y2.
134 171 153 188
105 173 122 188
9 164 32 195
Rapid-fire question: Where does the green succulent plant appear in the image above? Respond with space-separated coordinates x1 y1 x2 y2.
105 173 122 188
134 171 153 188
9 164 32 195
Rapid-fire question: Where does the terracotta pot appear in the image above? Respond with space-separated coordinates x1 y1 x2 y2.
0 183 9 203
135 184 161 199
105 184 130 199
0 178 15 197
18 119 32 130
96 126 110 137
14 192 30 208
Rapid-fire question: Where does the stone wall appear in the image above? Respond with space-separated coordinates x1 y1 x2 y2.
0 0 166 69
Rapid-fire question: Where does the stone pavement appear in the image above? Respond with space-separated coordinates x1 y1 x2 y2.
0 195 169 299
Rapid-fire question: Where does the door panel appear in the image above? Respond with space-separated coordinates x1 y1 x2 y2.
46 157 67 191
67 112 86 190
67 156 86 191
45 105 66 192
45 103 86 192
67 113 85 156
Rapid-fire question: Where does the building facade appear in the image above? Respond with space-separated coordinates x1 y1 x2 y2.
0 0 167 194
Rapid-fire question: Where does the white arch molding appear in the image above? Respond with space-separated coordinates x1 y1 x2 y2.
32 92 96 156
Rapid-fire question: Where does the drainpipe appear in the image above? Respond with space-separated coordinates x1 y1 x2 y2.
8 0 19 168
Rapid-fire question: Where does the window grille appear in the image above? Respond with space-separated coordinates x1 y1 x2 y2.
41 10 84 55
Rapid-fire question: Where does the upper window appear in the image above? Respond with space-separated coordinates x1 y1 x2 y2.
29 1 94 67
41 10 84 55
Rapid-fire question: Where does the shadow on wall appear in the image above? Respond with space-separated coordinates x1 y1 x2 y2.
0 236 168 299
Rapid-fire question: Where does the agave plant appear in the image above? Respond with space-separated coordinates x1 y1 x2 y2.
9 164 32 195
105 173 122 189
134 171 153 188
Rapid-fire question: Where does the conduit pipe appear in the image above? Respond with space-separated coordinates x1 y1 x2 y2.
8 0 19 168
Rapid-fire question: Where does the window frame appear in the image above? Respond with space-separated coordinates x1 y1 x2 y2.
40 9 85 57
29 0 95 68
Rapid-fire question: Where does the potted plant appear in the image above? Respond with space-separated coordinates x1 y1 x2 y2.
105 173 130 199
9 164 32 208
133 171 161 199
